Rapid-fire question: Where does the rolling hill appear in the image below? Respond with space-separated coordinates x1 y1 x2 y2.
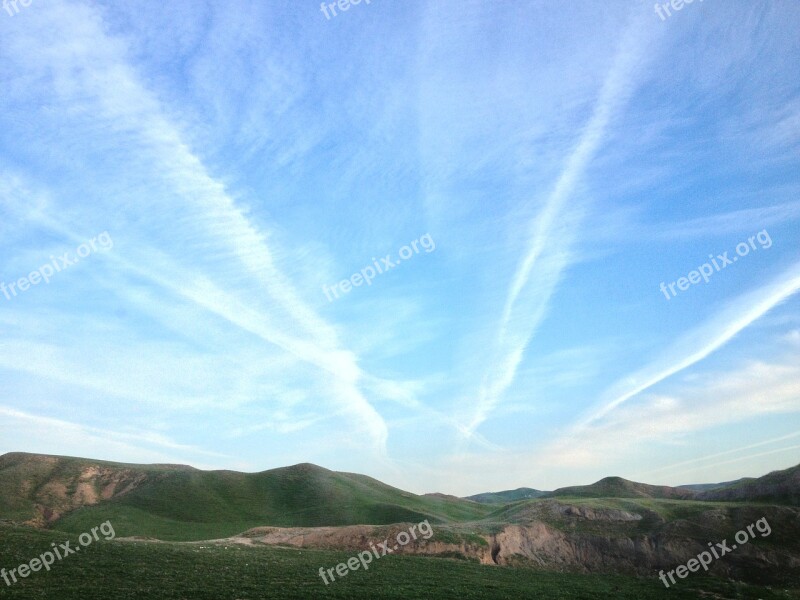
3 452 800 590
676 478 752 492
0 452 493 540
472 467 800 506
3 451 799 546
465 487 548 504
0 451 194 525
543 476 696 500
698 463 800 504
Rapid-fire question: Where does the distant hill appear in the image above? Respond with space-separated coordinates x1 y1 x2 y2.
677 478 753 492
0 451 195 525
3 452 800 592
465 488 548 504
544 476 696 500
3 452 798 544
698 463 800 505
0 453 492 540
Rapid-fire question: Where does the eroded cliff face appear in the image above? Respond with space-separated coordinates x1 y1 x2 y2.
15 457 150 526
228 503 800 585
235 524 495 563
486 521 800 584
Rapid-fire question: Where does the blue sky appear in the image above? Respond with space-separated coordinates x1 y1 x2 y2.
0 0 798 496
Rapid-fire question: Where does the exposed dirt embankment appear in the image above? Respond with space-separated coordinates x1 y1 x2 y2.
19 459 149 526
230 523 495 563
489 521 799 585
487 503 800 584
221 502 800 585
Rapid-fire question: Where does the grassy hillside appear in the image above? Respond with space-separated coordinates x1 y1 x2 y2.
464 465 799 506
0 452 192 524
699 464 800 505
544 477 696 500
677 478 751 492
482 496 800 546
0 524 794 600
4 452 798 546
482 497 718 529
0 454 493 541
465 488 547 504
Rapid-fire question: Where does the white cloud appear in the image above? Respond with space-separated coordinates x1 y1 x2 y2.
464 14 656 437
575 259 800 430
542 357 800 469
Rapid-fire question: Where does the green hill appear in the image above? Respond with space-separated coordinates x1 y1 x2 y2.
544 476 696 500
0 451 194 525
464 487 547 504
677 478 752 492
698 463 800 504
0 453 492 541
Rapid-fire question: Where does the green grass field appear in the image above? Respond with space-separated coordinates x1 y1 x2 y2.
1 525 797 600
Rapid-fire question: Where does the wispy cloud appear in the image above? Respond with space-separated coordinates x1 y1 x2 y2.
545 357 800 468
0 405 231 464
573 259 800 431
464 15 655 437
640 429 800 481
0 1 391 453
0 0 798 494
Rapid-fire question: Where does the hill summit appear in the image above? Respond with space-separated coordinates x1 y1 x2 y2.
544 476 696 500
0 452 491 540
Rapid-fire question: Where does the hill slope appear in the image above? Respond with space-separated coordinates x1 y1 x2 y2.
0 453 492 540
677 478 752 492
465 488 548 504
698 463 800 504
544 476 696 500
0 452 194 526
